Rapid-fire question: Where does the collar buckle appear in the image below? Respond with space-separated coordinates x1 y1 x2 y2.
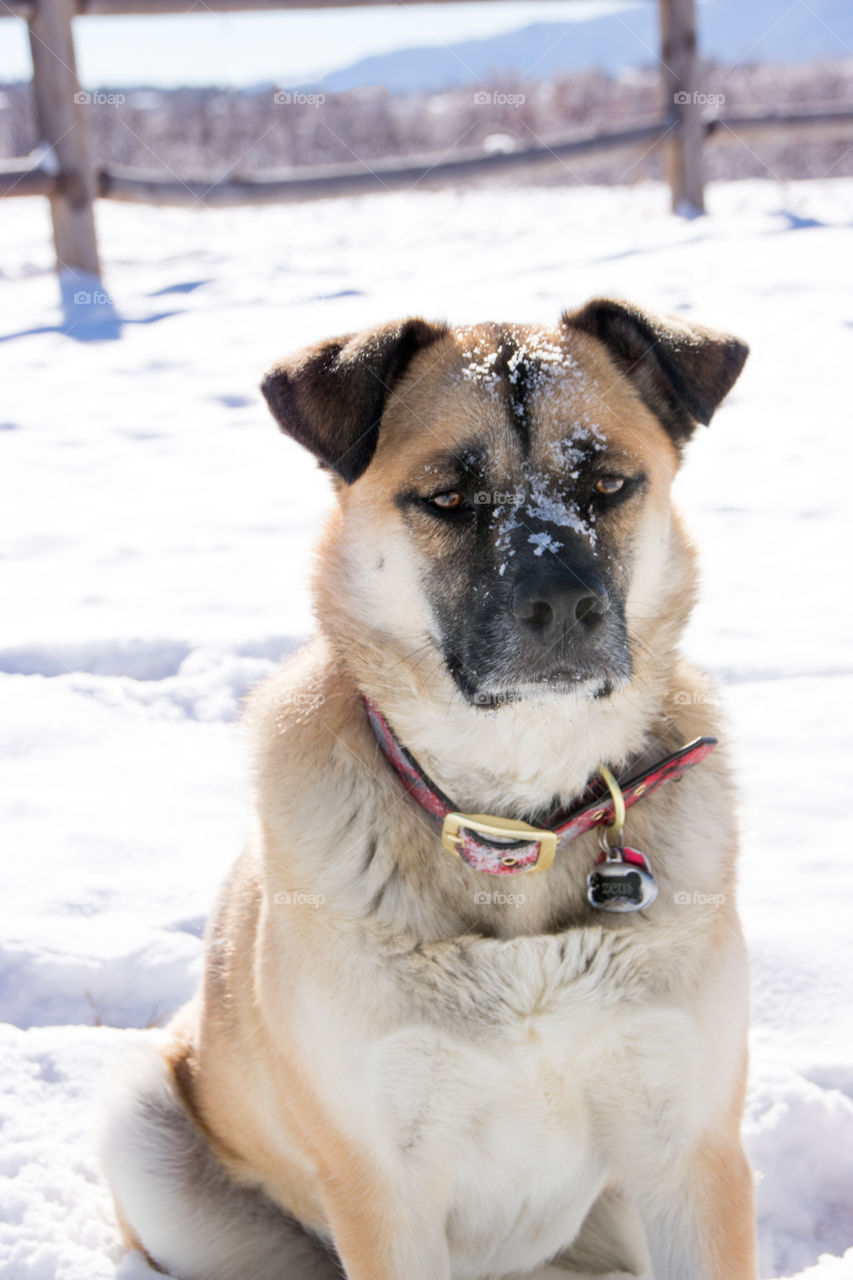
441 812 558 873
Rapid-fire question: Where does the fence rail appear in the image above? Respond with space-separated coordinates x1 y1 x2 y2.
2 0 852 288
7 107 852 210
96 107 853 206
706 104 853 141
5 0 497 12
98 119 676 205
0 156 57 197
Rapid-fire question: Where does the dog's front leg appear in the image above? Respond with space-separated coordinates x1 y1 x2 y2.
323 1181 450 1280
637 1136 757 1280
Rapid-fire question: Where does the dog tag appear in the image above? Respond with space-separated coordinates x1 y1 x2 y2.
587 846 658 913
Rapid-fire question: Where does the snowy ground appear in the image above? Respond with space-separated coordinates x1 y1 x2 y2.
1 176 852 1279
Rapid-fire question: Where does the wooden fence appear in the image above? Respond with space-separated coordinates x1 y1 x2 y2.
2 0 852 287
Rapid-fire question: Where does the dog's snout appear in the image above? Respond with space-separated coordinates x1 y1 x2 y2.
510 573 609 644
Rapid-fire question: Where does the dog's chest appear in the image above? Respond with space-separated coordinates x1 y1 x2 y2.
366 933 695 1277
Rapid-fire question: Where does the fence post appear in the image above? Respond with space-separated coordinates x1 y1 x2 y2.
658 0 705 214
27 0 101 279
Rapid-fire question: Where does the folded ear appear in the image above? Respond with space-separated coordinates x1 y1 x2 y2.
260 318 447 483
562 298 748 444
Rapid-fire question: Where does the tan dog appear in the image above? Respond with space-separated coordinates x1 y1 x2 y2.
100 300 755 1280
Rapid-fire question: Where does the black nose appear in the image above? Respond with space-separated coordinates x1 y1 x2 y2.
510 571 610 645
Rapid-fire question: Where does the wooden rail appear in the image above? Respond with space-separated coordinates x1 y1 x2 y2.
89 106 853 208
97 119 675 206
3 0 581 11
4 0 571 12
707 104 853 141
0 155 59 197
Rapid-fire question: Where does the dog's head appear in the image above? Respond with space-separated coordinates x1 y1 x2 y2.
262 301 747 708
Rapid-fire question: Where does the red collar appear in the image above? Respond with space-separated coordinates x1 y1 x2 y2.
364 696 716 877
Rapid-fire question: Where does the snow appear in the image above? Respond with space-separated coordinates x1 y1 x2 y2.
528 531 564 556
1 176 852 1279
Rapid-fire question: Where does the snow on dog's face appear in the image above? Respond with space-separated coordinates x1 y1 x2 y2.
262 303 747 707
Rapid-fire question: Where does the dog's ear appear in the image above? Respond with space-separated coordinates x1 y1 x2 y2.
260 318 447 484
562 298 748 445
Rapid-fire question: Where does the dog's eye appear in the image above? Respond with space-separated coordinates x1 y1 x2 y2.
430 491 465 510
594 476 625 496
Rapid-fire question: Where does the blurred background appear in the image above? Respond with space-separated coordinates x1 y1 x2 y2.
1 4 852 1280
1 0 852 194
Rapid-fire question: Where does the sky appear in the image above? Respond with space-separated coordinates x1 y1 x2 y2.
0 0 636 88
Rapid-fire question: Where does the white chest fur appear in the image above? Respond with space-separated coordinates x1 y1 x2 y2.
278 920 742 1280
367 998 693 1278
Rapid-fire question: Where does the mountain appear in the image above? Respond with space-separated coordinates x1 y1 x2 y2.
309 0 853 96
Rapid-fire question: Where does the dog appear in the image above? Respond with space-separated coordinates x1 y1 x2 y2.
100 298 755 1280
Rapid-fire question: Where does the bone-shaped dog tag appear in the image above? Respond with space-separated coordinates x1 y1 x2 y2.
587 847 658 913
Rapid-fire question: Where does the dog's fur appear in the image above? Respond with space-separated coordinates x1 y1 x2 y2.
100 300 756 1280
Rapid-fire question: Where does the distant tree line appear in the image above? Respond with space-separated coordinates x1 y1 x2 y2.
1 60 850 186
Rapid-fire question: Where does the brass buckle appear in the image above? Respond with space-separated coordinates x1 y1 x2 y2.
441 812 558 873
